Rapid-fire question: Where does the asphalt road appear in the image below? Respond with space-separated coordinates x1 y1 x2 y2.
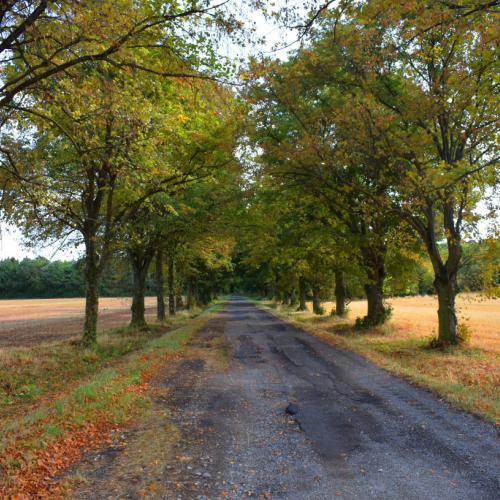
72 298 499 499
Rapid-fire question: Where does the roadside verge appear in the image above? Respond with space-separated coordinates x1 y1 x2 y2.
0 303 223 497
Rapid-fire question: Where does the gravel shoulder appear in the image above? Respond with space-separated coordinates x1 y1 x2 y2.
66 298 499 499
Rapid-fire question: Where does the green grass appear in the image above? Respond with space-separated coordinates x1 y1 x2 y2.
0 308 210 418
0 303 221 438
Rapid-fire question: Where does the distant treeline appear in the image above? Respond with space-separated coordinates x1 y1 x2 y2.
0 239 497 300
0 257 137 299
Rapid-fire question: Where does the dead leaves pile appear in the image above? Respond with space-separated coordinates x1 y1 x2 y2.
0 351 181 498
1 418 113 498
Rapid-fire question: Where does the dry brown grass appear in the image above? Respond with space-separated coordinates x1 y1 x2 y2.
344 293 500 354
262 293 500 423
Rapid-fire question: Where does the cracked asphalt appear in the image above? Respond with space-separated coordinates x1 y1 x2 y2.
71 298 499 499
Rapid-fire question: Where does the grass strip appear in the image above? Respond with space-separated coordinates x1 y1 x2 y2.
0 309 204 418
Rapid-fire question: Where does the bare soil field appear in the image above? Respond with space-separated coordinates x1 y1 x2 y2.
0 297 156 348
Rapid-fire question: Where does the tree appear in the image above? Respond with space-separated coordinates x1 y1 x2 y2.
259 1 498 342
331 0 499 342
155 244 166 321
238 174 355 316
2 47 229 344
118 83 239 325
162 172 240 310
246 51 402 326
124 206 160 328
0 0 235 111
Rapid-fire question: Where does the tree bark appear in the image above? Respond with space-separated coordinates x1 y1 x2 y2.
423 202 461 344
176 292 184 311
83 253 100 346
82 232 101 346
297 275 307 311
129 250 153 328
194 280 201 307
155 246 165 322
312 284 322 315
434 272 459 344
406 196 463 344
186 277 195 310
334 269 346 316
199 287 211 306
364 279 385 326
361 246 388 327
168 253 175 316
130 267 147 328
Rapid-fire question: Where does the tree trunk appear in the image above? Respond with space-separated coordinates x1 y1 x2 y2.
176 292 184 311
283 290 290 306
360 245 388 327
363 258 387 327
334 270 346 316
434 272 459 344
194 280 201 307
290 288 297 306
83 256 99 346
297 276 307 311
82 236 100 346
409 197 463 343
364 279 385 326
199 288 211 305
155 246 165 322
130 253 150 328
131 268 147 328
312 284 322 315
421 202 461 345
168 254 175 316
